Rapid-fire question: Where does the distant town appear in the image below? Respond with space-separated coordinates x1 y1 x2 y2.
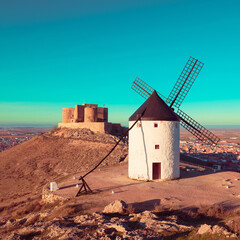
0 127 239 172
180 137 240 172
180 128 240 172
0 127 51 152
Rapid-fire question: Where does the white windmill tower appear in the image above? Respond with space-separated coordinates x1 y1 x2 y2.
128 90 180 181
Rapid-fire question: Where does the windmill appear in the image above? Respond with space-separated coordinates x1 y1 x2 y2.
131 56 220 148
75 57 220 194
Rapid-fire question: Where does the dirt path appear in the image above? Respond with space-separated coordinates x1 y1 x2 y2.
54 163 240 213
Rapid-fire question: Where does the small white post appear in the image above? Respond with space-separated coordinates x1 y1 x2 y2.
50 182 59 192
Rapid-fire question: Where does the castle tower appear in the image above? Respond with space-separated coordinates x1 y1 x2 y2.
62 108 74 123
128 91 180 181
84 106 97 122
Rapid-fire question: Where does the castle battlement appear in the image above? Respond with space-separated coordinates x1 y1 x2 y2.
62 104 108 123
58 104 126 135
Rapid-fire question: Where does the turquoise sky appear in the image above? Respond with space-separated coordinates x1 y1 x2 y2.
0 0 240 127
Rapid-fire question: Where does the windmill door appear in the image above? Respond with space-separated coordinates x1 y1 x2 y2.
153 163 161 179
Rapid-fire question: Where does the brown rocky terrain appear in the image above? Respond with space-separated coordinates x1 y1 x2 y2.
0 128 127 219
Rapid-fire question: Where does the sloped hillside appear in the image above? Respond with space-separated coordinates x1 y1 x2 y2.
0 128 128 217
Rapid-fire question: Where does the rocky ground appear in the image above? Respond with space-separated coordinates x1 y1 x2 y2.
0 128 127 219
0 200 239 240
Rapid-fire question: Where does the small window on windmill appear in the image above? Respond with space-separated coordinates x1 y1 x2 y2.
137 122 141 128
155 144 159 149
154 123 158 128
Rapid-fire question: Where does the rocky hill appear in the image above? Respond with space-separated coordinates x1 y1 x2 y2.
0 200 239 239
0 128 127 219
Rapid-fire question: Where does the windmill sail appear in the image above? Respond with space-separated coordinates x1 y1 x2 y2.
177 109 220 146
131 77 167 102
167 57 204 109
131 77 220 147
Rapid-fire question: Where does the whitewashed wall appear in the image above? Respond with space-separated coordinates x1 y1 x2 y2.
128 120 180 180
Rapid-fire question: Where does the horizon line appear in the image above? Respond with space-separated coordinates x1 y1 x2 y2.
0 123 240 129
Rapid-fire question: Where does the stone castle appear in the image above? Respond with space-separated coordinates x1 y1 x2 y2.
58 104 126 135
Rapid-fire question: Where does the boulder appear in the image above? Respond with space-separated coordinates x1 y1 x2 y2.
197 224 212 234
103 200 127 214
212 225 224 234
198 224 237 238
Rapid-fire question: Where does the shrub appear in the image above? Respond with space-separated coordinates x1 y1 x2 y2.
197 204 225 218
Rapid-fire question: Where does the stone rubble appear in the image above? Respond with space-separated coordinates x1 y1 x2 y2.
197 223 237 238
0 201 239 239
0 209 193 239
51 128 127 145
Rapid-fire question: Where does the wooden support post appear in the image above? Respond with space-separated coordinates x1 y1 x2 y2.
76 176 92 196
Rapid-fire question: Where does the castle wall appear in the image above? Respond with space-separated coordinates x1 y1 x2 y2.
111 123 124 135
58 122 125 135
58 122 111 134
104 108 108 122
97 107 108 122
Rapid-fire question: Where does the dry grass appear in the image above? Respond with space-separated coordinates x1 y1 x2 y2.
153 202 177 217
11 200 44 219
45 205 75 221
10 198 66 220
45 201 97 221
173 203 230 223
197 204 225 219
146 202 240 234
0 198 41 220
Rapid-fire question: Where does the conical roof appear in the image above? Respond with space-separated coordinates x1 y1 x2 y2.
129 91 179 121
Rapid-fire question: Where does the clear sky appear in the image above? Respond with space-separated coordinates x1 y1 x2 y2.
0 0 240 127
